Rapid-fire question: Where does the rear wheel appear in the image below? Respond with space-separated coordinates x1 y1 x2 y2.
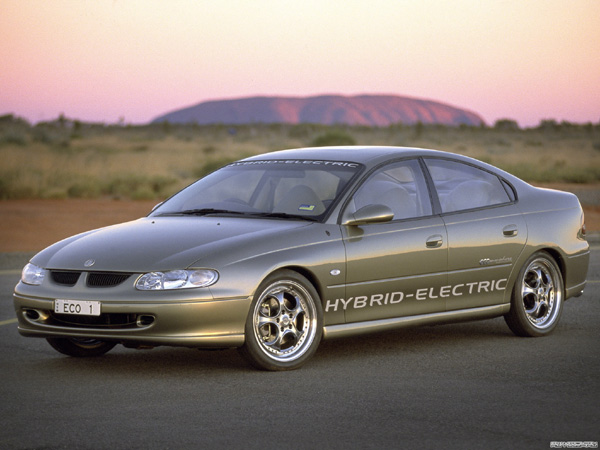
240 270 323 371
504 251 563 337
46 337 117 357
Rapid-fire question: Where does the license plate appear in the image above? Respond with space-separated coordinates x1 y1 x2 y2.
54 299 101 316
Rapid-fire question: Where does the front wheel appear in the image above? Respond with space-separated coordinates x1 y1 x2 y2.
240 270 323 371
504 251 564 337
47 337 117 357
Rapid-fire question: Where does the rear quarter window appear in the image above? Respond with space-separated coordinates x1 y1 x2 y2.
425 158 512 213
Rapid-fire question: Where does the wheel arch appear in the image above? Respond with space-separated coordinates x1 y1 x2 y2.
535 246 588 300
275 265 324 302
539 247 566 282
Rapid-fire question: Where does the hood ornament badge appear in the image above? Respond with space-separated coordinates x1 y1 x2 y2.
84 259 96 268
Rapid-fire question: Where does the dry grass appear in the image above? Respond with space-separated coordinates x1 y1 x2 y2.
1 120 599 201
1 120 599 252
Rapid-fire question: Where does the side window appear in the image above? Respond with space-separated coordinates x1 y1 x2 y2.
349 159 432 220
425 159 512 213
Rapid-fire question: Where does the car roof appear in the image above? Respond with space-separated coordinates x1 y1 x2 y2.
241 146 468 166
240 146 530 189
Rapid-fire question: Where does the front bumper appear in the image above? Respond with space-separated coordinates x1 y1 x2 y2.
13 292 251 348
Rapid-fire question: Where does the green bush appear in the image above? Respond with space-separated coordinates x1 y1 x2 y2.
288 123 320 139
0 130 28 146
105 175 177 199
194 157 240 178
309 130 356 147
67 181 102 198
499 164 600 184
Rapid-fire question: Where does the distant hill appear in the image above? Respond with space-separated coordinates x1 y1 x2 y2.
151 94 485 127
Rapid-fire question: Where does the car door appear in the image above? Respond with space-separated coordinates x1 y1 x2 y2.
424 158 527 311
337 159 448 323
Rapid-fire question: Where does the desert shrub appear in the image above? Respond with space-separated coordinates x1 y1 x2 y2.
148 175 178 196
67 180 102 198
413 121 424 138
537 119 560 131
1 120 598 200
194 157 241 178
42 189 69 199
131 186 156 200
288 123 320 139
0 130 28 146
105 175 177 199
0 172 37 199
309 130 356 147
499 164 600 184
494 119 520 130
0 177 9 199
524 140 543 147
31 126 71 147
556 166 600 184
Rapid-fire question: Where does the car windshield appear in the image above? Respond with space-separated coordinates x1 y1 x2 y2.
151 159 362 221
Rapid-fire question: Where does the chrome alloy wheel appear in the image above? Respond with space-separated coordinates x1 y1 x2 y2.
252 280 318 363
520 257 562 330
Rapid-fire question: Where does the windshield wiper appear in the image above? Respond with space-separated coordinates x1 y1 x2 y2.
158 209 319 221
159 208 246 216
246 212 319 222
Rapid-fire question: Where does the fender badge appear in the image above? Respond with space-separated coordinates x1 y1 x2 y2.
479 256 512 266
84 259 96 268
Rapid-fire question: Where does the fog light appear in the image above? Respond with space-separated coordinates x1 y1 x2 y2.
136 315 155 327
24 309 39 320
23 309 50 322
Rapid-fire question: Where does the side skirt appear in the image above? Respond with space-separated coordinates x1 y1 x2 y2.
322 304 510 340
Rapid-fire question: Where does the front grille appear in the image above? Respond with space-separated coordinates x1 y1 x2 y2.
49 270 133 288
87 272 133 288
51 312 139 328
50 271 81 286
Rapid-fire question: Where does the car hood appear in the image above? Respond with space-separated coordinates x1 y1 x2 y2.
32 216 310 272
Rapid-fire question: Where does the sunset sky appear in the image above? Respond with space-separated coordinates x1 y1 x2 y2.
1 0 599 127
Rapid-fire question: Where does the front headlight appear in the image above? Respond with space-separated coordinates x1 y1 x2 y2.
21 263 46 285
135 269 219 291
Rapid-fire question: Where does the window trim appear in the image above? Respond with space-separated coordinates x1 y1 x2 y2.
338 157 437 224
421 157 518 216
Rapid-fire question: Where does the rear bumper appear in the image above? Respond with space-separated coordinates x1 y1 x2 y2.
565 249 590 299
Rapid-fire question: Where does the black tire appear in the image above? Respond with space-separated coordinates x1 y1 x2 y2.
504 251 564 337
46 337 117 357
239 270 323 371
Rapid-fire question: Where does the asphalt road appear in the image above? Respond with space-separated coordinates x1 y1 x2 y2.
1 249 598 450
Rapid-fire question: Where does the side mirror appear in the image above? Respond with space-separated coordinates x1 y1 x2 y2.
343 204 394 226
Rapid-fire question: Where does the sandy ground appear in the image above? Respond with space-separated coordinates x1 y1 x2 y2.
0 199 157 252
1 189 598 253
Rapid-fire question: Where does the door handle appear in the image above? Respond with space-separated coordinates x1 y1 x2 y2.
426 234 443 248
503 224 518 237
